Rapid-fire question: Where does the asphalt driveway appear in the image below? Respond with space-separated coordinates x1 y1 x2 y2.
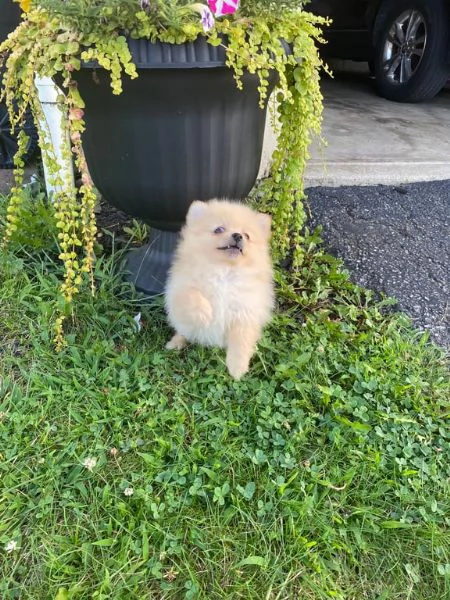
307 179 450 348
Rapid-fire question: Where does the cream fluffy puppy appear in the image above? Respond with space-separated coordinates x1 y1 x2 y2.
165 199 274 380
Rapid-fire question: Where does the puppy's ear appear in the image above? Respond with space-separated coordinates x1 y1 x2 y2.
258 212 272 239
186 200 206 224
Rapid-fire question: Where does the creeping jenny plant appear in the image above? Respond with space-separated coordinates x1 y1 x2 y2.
0 0 327 345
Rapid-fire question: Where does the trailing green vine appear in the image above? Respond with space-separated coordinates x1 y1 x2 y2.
0 0 327 345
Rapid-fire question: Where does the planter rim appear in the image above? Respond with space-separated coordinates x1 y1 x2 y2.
81 36 293 70
83 36 229 70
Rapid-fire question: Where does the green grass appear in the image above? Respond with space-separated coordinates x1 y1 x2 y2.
0 194 449 599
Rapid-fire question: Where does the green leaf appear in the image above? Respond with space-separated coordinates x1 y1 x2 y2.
92 538 115 547
404 563 420 583
252 449 267 465
236 556 268 569
278 471 299 495
237 481 256 500
142 527 149 561
381 521 418 529
66 41 80 54
334 416 372 432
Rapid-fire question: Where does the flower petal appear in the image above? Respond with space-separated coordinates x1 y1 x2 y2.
208 0 239 17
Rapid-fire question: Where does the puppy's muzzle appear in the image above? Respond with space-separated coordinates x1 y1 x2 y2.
218 232 244 253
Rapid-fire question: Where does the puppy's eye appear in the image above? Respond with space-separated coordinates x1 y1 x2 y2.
244 233 250 240
214 226 225 234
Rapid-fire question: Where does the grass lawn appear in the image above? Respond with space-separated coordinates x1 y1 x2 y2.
0 193 449 599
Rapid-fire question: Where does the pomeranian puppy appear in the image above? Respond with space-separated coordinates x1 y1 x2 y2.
165 199 274 380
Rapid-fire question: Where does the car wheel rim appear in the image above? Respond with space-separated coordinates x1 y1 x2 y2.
382 9 427 85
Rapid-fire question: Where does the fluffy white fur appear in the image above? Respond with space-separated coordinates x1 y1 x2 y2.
165 199 274 379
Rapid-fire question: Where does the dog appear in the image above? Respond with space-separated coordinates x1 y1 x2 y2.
165 199 274 380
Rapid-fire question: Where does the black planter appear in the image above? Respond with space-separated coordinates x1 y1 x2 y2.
74 37 276 294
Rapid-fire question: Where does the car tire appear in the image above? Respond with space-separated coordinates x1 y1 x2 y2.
373 0 450 102
0 102 38 169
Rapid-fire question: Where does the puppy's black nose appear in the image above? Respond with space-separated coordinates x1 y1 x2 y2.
232 233 243 243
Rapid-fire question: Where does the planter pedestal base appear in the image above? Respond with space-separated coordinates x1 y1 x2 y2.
125 228 179 296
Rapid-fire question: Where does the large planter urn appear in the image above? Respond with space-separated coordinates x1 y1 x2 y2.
74 37 277 294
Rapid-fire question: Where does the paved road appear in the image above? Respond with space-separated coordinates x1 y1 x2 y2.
307 179 450 348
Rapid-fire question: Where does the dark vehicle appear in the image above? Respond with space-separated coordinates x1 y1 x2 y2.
308 0 450 102
0 0 36 169
0 0 20 42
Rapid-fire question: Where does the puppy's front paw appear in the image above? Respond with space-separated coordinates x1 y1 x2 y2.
166 333 187 350
226 355 249 381
225 324 260 381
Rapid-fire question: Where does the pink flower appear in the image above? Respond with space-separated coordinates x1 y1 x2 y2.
208 0 239 17
69 107 85 121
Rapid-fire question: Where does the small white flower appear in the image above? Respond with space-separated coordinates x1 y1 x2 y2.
83 457 97 471
5 540 18 553
124 487 134 497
